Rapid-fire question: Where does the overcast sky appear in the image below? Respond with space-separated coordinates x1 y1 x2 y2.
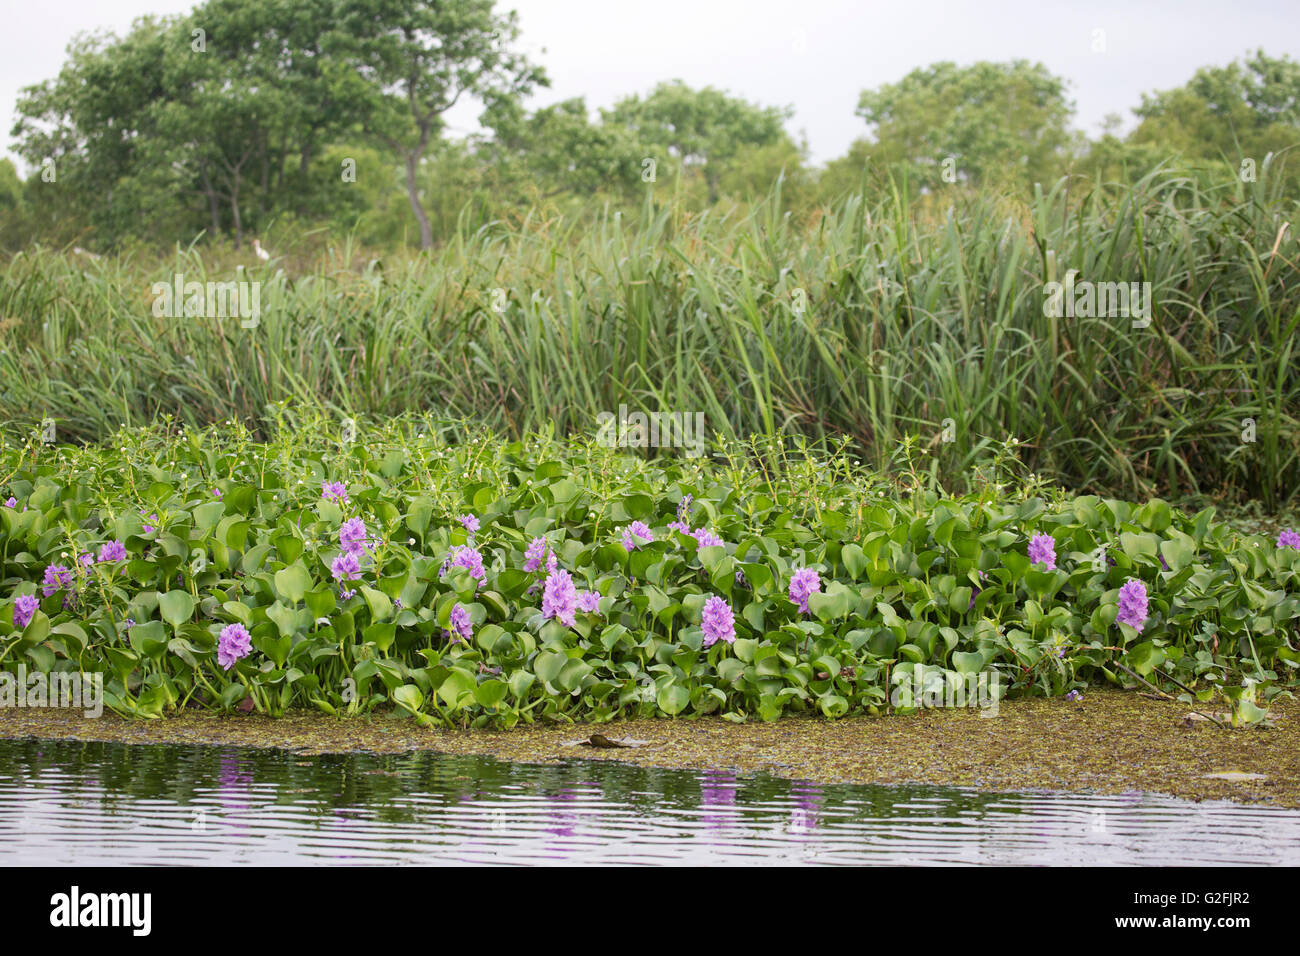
3 0 1298 173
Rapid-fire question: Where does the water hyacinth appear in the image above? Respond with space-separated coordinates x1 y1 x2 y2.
523 537 549 573
444 545 486 587
331 552 361 581
690 527 724 548
321 481 349 505
1278 529 1300 550
217 623 252 670
576 590 601 614
1027 533 1057 570
1117 579 1149 632
788 567 821 614
141 512 159 534
12 594 38 629
621 521 653 550
449 603 473 643
78 553 94 568
3 497 15 508
542 568 578 627
458 514 480 534
668 495 693 534
97 540 127 563
701 595 736 647
41 564 72 597
338 517 369 555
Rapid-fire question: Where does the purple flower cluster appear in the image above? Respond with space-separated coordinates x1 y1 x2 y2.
217 623 253 670
339 517 369 555
141 512 159 534
97 540 127 563
701 595 735 647
1027 533 1056 570
321 481 349 505
788 567 821 614
331 552 361 582
523 537 554 573
444 545 486 587
3 497 15 508
41 564 72 597
1278 529 1300 550
1116 578 1149 631
449 603 473 643
690 528 724 548
621 521 653 550
542 568 578 627
458 514 480 534
668 495 693 534
576 589 601 614
12 594 38 629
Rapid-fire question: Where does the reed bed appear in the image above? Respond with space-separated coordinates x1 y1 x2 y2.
1 169 1297 504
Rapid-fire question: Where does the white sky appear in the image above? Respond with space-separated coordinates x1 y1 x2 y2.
3 0 1298 173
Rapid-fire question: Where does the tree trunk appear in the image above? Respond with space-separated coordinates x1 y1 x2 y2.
403 151 433 250
231 176 243 250
200 165 221 239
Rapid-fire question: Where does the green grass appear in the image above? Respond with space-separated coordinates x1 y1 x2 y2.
2 168 1298 505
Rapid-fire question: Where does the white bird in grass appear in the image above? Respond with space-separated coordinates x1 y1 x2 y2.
252 239 271 262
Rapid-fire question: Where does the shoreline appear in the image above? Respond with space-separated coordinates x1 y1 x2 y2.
2 688 1297 807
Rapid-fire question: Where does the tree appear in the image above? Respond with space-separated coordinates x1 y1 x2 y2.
603 81 794 202
331 0 546 249
854 60 1073 191
481 96 643 198
1130 50 1300 193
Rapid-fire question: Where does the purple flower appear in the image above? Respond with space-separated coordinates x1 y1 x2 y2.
691 527 724 548
1027 533 1056 570
331 551 361 581
98 540 127 563
321 481 349 505
701 595 736 648
41 564 72 597
1278 529 1300 550
13 594 38 629
1159 554 1169 571
78 553 94 568
339 517 369 555
122 618 135 630
677 495 693 521
576 590 601 614
142 512 159 534
217 623 253 670
788 567 821 614
542 568 578 627
1065 689 1083 703
458 514 480 534
442 545 486 588
213 488 223 499
3 497 14 508
449 603 473 643
1116 578 1149 632
523 537 548 572
621 521 653 550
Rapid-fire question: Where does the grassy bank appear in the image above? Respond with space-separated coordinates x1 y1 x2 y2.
2 171 1298 504
1 418 1297 726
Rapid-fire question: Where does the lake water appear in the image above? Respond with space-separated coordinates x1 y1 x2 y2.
0 738 1295 865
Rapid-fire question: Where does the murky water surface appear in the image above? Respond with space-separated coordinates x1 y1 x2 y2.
0 739 1295 864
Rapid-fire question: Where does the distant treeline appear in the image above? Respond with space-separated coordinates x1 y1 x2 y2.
1 0 1298 252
